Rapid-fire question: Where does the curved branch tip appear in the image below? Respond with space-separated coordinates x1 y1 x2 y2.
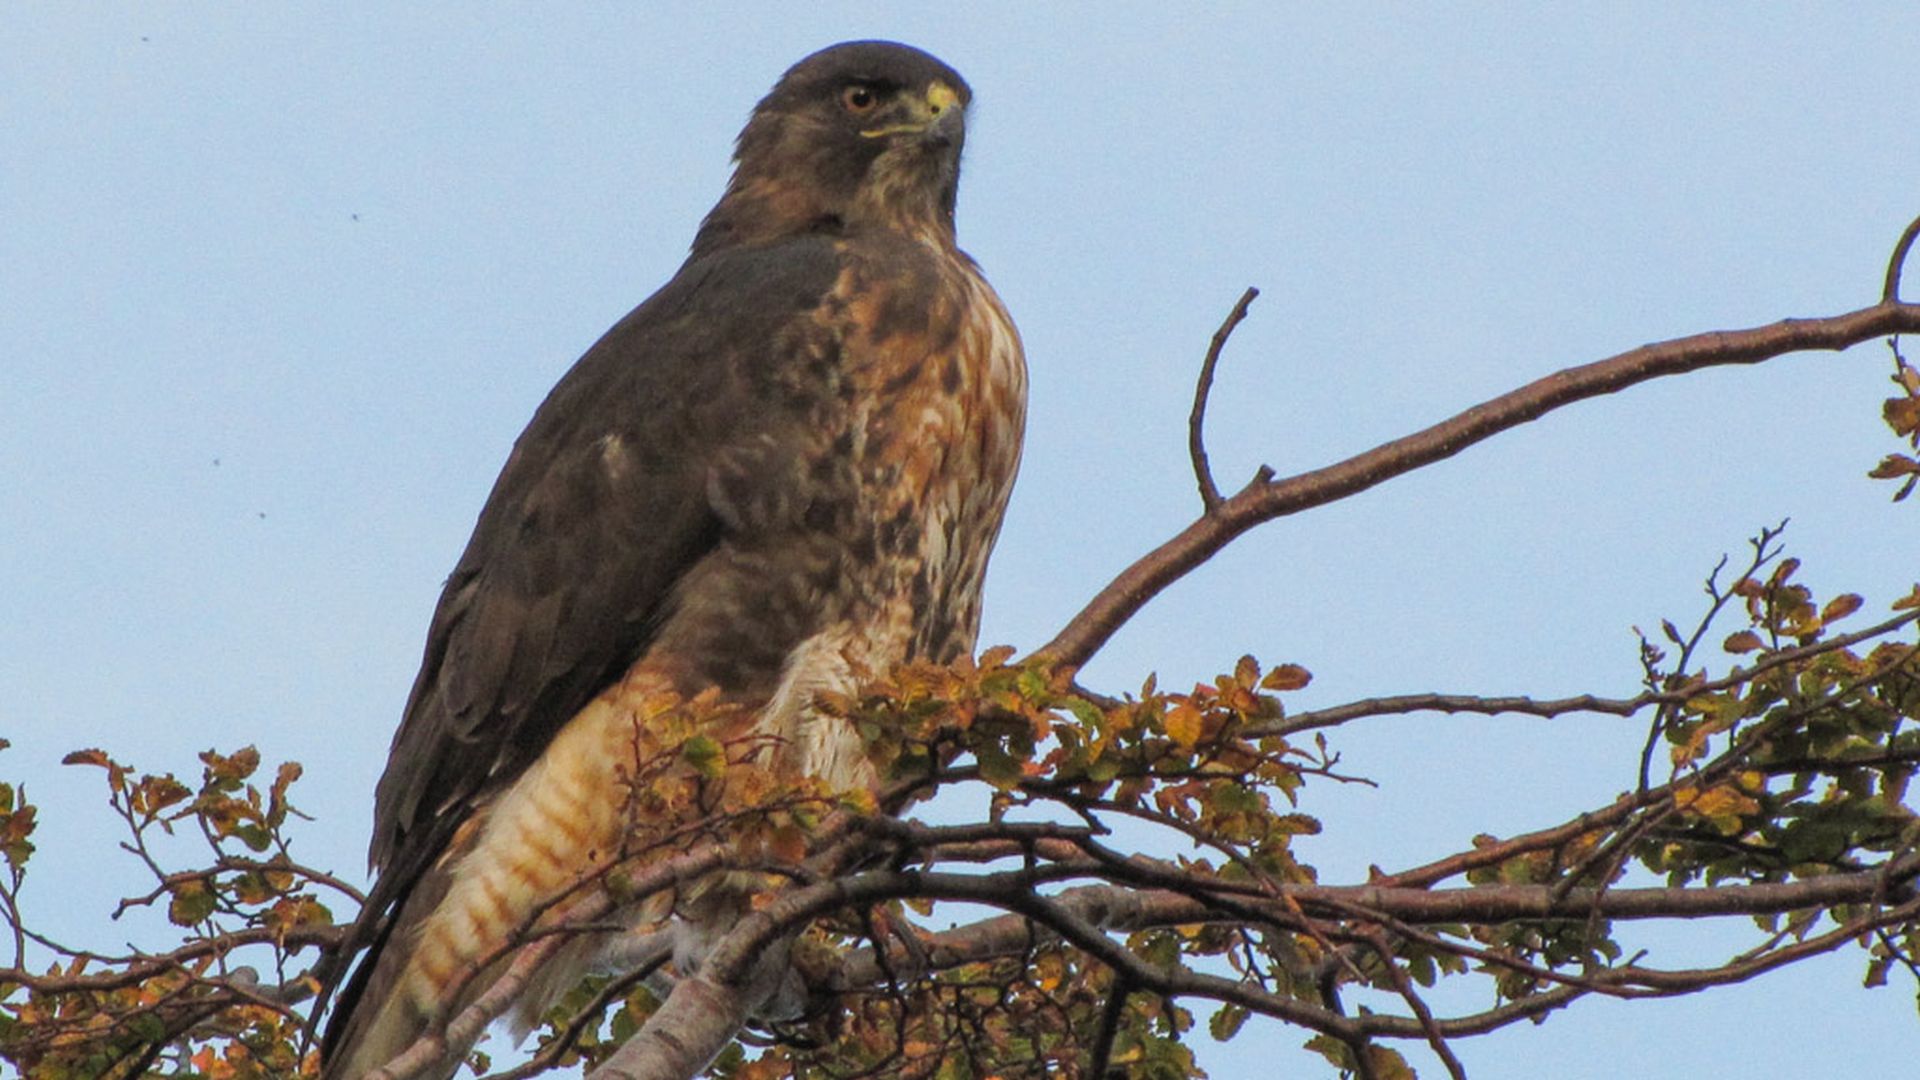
1189 286 1262 514
1884 212 1920 304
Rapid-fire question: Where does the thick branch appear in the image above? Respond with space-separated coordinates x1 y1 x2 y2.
1038 298 1920 669
588 828 879 1080
822 858 1920 989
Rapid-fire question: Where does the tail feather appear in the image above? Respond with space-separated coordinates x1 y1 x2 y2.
323 831 474 1080
324 700 629 1078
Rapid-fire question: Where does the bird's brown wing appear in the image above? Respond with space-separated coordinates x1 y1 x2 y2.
322 237 846 1051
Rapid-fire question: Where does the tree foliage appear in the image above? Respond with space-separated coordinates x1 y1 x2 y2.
5 219 1920 1079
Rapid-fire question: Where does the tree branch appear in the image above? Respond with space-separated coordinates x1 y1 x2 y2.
1188 286 1260 512
1885 211 1920 303
1039 298 1920 670
1256 606 1920 739
0 924 340 996
806 856 1920 1016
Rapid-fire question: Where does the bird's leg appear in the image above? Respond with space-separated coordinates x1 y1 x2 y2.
668 890 808 1023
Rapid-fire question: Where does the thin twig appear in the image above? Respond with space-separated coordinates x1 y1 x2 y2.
1257 607 1920 740
1885 211 1920 303
1188 286 1260 512
479 949 671 1080
1637 523 1786 795
1359 927 1466 1080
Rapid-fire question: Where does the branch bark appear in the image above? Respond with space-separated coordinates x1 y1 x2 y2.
582 846 1920 1077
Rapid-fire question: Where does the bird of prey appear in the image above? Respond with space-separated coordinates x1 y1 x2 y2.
321 40 1025 1080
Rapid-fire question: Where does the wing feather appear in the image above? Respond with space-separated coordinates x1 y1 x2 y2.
321 237 843 1051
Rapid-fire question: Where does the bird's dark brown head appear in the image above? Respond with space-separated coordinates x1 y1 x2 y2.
693 41 973 257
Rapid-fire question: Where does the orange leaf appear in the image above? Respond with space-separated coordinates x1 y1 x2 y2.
1868 454 1918 479
978 644 1016 668
1261 664 1312 691
1884 396 1920 436
1821 593 1864 624
768 825 807 865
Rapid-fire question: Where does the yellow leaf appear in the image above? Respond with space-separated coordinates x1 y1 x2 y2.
838 787 878 814
1033 950 1066 991
1164 703 1204 749
1682 783 1761 834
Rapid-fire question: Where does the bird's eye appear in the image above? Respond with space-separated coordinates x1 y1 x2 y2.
840 84 879 113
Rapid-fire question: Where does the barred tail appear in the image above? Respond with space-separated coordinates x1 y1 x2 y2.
325 700 629 1078
322 845 470 1080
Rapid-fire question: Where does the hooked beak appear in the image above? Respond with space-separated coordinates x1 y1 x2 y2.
860 80 964 140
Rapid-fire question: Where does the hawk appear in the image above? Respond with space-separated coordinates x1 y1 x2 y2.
321 41 1025 1080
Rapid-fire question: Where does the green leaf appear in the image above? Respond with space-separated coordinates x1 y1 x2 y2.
680 735 725 778
1407 951 1437 987
1208 1002 1248 1041
975 743 1025 789
168 879 217 926
234 822 274 852
127 1010 168 1042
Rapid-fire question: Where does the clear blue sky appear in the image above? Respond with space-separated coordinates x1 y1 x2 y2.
5 6 1918 1077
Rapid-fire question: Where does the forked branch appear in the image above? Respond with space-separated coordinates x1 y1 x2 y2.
1043 289 1920 670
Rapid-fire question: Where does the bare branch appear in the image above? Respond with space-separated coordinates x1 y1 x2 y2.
1040 298 1920 669
0 924 340 996
1255 606 1920 740
1635 522 1787 793
1267 690 1645 732
111 855 366 920
799 851 1920 1004
1885 211 1920 303
1360 927 1465 1080
1188 286 1260 512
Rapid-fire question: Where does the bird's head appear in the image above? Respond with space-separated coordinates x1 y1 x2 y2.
694 41 973 255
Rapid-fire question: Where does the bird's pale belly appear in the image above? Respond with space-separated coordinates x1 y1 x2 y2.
398 634 878 1022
